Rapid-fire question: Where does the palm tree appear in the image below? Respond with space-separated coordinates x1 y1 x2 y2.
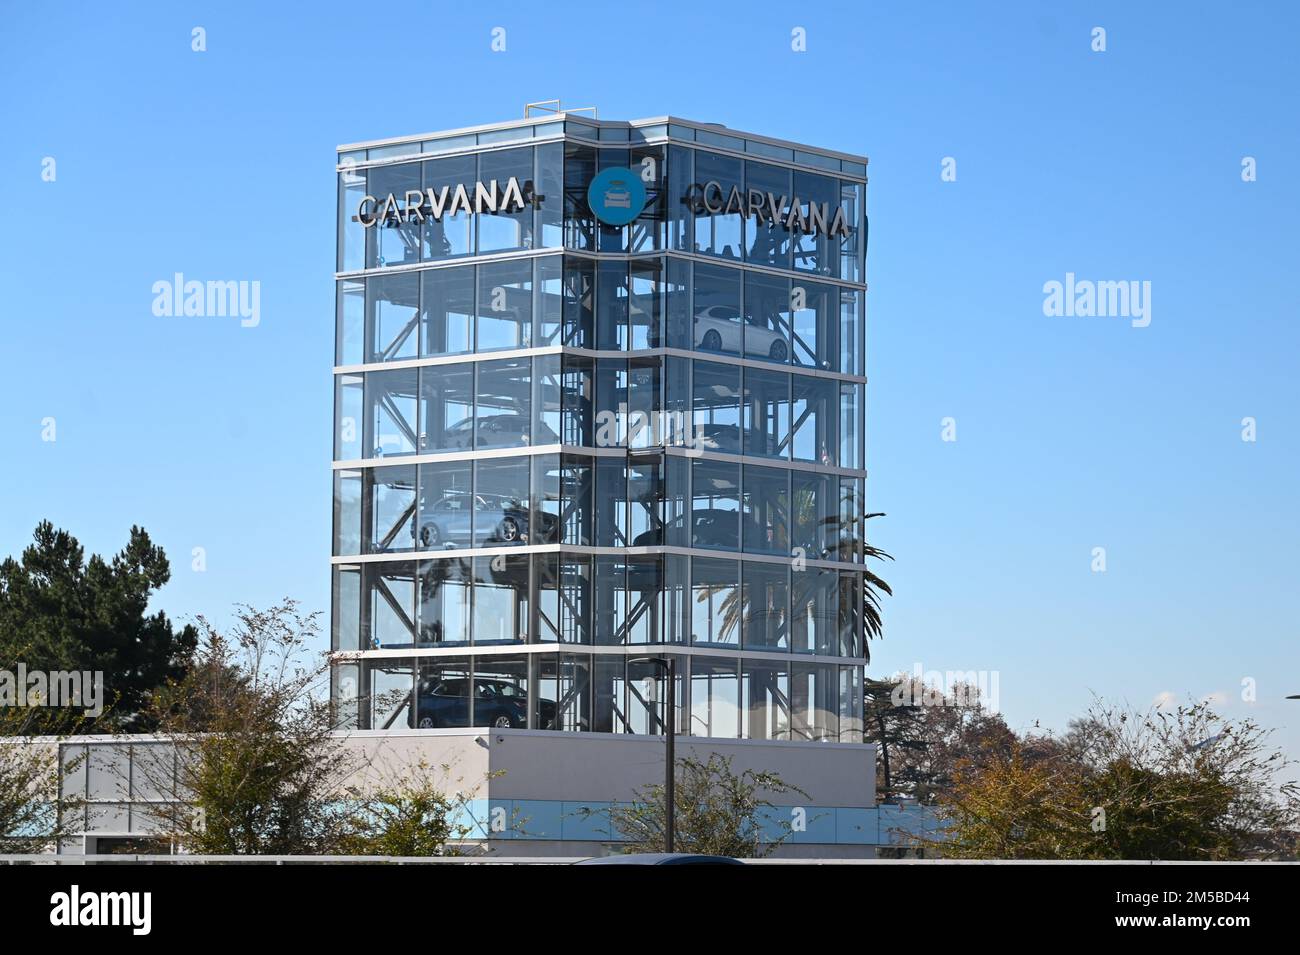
860 512 894 660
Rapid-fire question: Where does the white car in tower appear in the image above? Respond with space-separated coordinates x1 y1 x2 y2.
693 305 789 362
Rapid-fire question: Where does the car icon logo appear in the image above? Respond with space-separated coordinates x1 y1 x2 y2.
588 167 646 226
603 182 632 208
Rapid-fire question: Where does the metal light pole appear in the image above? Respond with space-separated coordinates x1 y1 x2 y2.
632 655 675 852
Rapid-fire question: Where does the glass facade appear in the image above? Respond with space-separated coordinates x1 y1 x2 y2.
333 116 868 742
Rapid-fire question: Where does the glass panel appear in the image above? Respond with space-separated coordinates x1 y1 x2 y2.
333 469 361 556
840 382 863 472
336 280 364 366
626 360 659 451
691 556 739 647
556 653 592 730
471 655 530 728
744 160 792 269
742 464 789 556
625 555 663 645
333 660 360 729
532 354 562 445
629 258 664 349
742 367 790 459
593 457 628 546
691 150 744 260
416 556 473 647
535 255 564 346
422 153 476 260
476 259 533 352
529 453 562 545
338 165 367 272
792 566 838 655
563 257 595 348
692 262 742 357
838 571 862 658
422 134 475 153
418 363 473 454
365 464 417 554
691 459 740 551
597 148 631 254
663 454 690 546
795 150 840 172
476 358 531 450
696 128 744 151
420 265 474 357
692 360 741 454
365 368 419 458
560 453 593 545
473 457 531 547
367 162 422 268
366 659 414 730
473 555 529 644
367 272 420 363
629 144 666 253
593 358 627 449
790 471 836 561
742 560 789 651
840 289 863 378
628 453 662 544
791 170 839 277
414 657 471 728
689 658 739 739
839 477 865 563
417 557 472 646
535 142 565 248
839 180 864 283
594 556 626 646
534 554 561 644
839 665 864 742
596 260 629 350
625 655 681 735
563 142 597 251
416 460 472 549
592 655 624 733
335 374 364 460
790 281 837 371
667 145 693 254
791 374 837 465
745 139 793 162
363 561 417 648
663 356 692 452
744 271 790 364
531 654 562 729
664 554 689 645
742 658 791 740
556 556 593 644
791 663 837 742
663 256 692 351
332 565 361 651
477 146 534 254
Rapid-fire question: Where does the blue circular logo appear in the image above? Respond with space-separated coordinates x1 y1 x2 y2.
587 167 647 226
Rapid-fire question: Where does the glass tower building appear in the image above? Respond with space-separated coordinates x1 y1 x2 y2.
332 113 868 745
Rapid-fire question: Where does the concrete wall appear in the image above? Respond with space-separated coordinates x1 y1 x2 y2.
46 731 885 856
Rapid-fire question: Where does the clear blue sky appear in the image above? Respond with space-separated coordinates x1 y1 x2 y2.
2 1 1297 766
